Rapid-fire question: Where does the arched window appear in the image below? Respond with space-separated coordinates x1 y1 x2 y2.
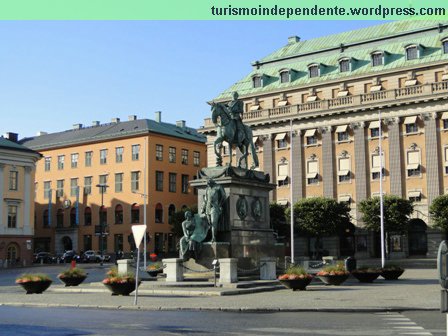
7 244 19 262
443 38 448 54
155 203 163 223
371 51 384 66
279 70 290 83
131 203 140 224
43 209 49 228
405 45 419 60
168 204 176 224
56 208 64 227
70 208 77 227
99 206 107 226
308 64 320 78
338 58 351 73
252 75 262 88
115 204 123 224
84 207 92 226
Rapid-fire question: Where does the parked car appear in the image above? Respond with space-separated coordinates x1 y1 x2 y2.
60 250 78 263
82 250 102 263
33 252 54 264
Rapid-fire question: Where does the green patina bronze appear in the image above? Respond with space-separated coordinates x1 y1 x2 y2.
179 211 209 260
201 179 226 243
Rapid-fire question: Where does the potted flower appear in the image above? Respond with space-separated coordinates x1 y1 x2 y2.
146 261 164 277
380 264 405 280
16 273 52 294
351 266 382 283
278 265 313 291
102 266 140 296
58 267 87 286
316 262 350 286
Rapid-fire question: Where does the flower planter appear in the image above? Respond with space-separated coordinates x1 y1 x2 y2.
59 275 87 287
351 271 381 283
279 277 313 291
104 281 141 296
147 270 162 277
381 269 404 280
18 280 52 294
317 273 350 286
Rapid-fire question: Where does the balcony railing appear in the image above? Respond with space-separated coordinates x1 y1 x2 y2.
202 81 448 128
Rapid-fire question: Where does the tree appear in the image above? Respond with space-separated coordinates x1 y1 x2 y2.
270 203 289 239
430 194 448 232
358 195 413 234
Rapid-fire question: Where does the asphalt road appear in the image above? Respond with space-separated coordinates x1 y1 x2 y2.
0 307 444 336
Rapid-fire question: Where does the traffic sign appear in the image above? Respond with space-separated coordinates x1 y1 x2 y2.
131 225 146 247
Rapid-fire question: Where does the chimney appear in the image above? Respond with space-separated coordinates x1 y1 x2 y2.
128 115 137 121
4 132 18 142
288 36 300 44
92 121 100 127
111 117 120 123
155 111 162 123
37 131 48 136
176 120 186 128
73 124 83 130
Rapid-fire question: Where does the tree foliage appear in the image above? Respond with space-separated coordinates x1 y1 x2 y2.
430 194 448 232
270 203 289 238
358 195 413 234
287 197 352 237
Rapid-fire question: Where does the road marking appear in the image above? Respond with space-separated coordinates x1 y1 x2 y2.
378 312 433 336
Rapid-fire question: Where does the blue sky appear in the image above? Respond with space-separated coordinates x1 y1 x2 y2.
0 21 385 138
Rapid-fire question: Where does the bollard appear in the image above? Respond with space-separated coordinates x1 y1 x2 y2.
71 260 76 269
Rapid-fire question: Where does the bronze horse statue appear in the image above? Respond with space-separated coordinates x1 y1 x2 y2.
211 102 259 169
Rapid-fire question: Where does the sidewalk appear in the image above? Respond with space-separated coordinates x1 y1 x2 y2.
0 268 441 312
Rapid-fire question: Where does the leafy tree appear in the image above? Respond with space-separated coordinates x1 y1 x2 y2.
430 194 448 232
169 205 198 239
270 203 289 238
358 195 413 234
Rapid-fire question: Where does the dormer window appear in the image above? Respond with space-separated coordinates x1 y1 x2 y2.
371 52 384 67
308 64 320 78
339 58 350 73
442 39 448 54
405 45 419 61
252 75 262 88
279 70 290 83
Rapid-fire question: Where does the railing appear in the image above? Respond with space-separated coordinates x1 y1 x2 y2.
203 81 448 128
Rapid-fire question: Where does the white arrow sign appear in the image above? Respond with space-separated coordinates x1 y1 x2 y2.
132 225 146 247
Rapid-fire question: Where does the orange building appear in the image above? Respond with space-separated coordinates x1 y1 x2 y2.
20 113 206 257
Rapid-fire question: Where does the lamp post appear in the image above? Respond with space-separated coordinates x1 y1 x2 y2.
96 183 109 266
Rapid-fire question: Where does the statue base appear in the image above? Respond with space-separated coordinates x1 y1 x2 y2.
183 242 230 272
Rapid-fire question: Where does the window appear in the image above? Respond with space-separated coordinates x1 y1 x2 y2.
168 204 176 224
44 157 51 171
407 150 421 177
56 179 64 198
306 136 317 145
71 153 79 168
308 64 319 78
57 155 65 170
169 147 176 163
280 70 290 83
99 206 107 226
443 40 448 54
70 208 77 227
338 157 351 183
83 235 92 251
85 151 92 167
444 119 448 130
181 149 188 164
253 76 262 88
84 176 92 195
9 171 18 190
44 181 51 199
277 162 289 187
406 46 418 60
70 178 78 197
405 123 418 134
371 128 380 138
84 207 92 226
408 191 422 203
100 149 107 165
337 132 349 142
306 160 319 185
56 208 64 228
115 205 123 224
43 209 49 228
169 173 177 192
132 144 140 161
99 175 108 192
114 234 123 252
115 147 123 163
371 52 384 66
193 151 200 166
156 144 163 161
7 205 17 228
115 173 123 192
131 171 140 192
155 203 163 223
275 133 287 149
371 152 384 180
181 175 189 194
156 171 163 191
98 235 107 254
339 59 350 73
131 203 140 223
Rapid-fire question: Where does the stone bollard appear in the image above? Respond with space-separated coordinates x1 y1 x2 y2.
219 258 238 283
260 257 277 280
163 258 184 282
117 259 135 275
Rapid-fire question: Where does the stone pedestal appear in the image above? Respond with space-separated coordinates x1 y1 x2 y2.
260 257 276 280
219 258 238 283
117 259 135 275
163 258 184 282
185 242 230 271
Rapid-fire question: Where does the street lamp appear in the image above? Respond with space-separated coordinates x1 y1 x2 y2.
96 183 109 266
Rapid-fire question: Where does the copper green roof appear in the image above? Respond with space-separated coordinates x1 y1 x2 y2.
215 21 448 100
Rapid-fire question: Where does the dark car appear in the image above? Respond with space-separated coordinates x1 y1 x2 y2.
33 252 54 264
61 250 78 263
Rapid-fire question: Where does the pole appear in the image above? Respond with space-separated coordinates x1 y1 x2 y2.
134 245 140 306
100 187 104 267
143 137 147 268
289 119 295 265
379 110 386 268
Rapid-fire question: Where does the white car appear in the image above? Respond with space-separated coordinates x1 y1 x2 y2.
83 250 102 263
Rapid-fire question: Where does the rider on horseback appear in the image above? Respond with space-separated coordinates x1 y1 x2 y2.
225 91 245 143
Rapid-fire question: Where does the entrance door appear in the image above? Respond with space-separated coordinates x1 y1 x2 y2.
62 236 73 251
408 219 427 256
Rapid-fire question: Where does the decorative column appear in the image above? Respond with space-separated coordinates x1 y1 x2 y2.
422 112 442 206
262 134 274 202
24 166 32 235
0 164 4 227
321 126 335 198
387 118 403 197
291 130 303 202
352 122 368 223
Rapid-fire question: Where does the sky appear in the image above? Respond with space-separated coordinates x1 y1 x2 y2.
0 20 387 139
